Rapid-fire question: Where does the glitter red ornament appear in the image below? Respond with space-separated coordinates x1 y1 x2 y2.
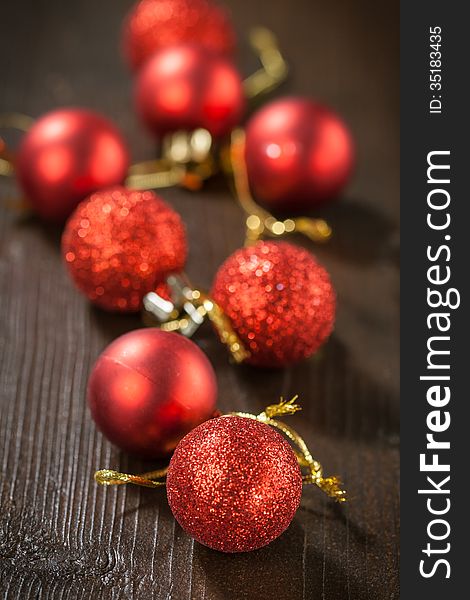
245 97 354 211
211 241 336 367
88 329 217 457
134 44 244 138
123 0 236 72
62 186 187 312
15 108 129 222
166 415 302 552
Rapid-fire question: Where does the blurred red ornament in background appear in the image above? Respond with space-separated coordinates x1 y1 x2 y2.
88 329 217 457
123 0 236 71
62 186 187 312
211 241 336 367
245 97 354 211
135 44 244 138
167 415 302 552
15 109 129 222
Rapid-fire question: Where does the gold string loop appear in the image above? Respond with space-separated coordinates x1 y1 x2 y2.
243 27 289 99
94 466 168 488
142 275 250 363
231 396 346 502
126 129 216 191
229 129 333 246
95 397 346 503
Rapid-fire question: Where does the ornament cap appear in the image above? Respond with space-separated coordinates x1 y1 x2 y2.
142 275 251 363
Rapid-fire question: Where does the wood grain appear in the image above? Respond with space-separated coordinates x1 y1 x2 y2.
0 0 399 598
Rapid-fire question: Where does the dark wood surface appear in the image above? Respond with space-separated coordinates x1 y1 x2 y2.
0 1 399 598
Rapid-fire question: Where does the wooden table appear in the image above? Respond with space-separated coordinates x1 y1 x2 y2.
0 1 399 598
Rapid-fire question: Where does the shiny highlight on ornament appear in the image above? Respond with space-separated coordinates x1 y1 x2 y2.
245 97 354 210
230 129 333 245
62 186 187 312
15 109 130 222
88 329 217 457
135 44 244 138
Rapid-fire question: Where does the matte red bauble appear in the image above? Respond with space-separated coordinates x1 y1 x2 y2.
123 0 236 71
135 44 244 138
15 109 129 222
88 329 217 457
62 186 187 312
211 241 336 367
245 97 354 211
167 415 302 552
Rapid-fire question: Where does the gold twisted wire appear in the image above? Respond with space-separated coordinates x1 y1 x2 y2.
95 466 168 488
230 129 333 246
94 397 346 502
243 27 289 99
156 285 250 364
230 396 346 501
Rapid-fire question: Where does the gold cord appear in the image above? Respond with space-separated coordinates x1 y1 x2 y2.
230 129 332 246
94 397 346 503
95 466 167 488
157 287 250 364
243 27 289 99
126 129 216 191
230 396 346 501
142 274 250 363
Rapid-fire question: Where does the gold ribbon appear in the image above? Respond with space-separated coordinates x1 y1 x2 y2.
95 396 346 503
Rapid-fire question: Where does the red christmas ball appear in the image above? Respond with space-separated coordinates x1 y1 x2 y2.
62 186 187 312
123 0 236 71
15 109 129 222
88 329 217 457
134 44 244 138
167 415 302 552
211 241 336 367
245 97 354 211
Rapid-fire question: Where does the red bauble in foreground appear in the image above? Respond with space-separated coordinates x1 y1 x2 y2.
123 0 236 71
15 109 129 222
167 415 302 552
88 329 217 457
211 241 336 367
62 186 187 312
135 44 244 138
245 97 354 211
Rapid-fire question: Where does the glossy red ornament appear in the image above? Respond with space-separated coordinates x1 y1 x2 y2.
134 44 244 138
245 97 354 211
211 241 336 367
88 329 218 457
123 0 236 72
15 109 129 222
62 186 187 312
167 415 302 552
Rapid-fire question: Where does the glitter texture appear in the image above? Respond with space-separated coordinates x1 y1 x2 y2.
123 0 236 71
62 186 187 312
211 241 336 367
166 415 302 552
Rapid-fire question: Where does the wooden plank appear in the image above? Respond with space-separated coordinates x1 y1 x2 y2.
0 0 399 598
